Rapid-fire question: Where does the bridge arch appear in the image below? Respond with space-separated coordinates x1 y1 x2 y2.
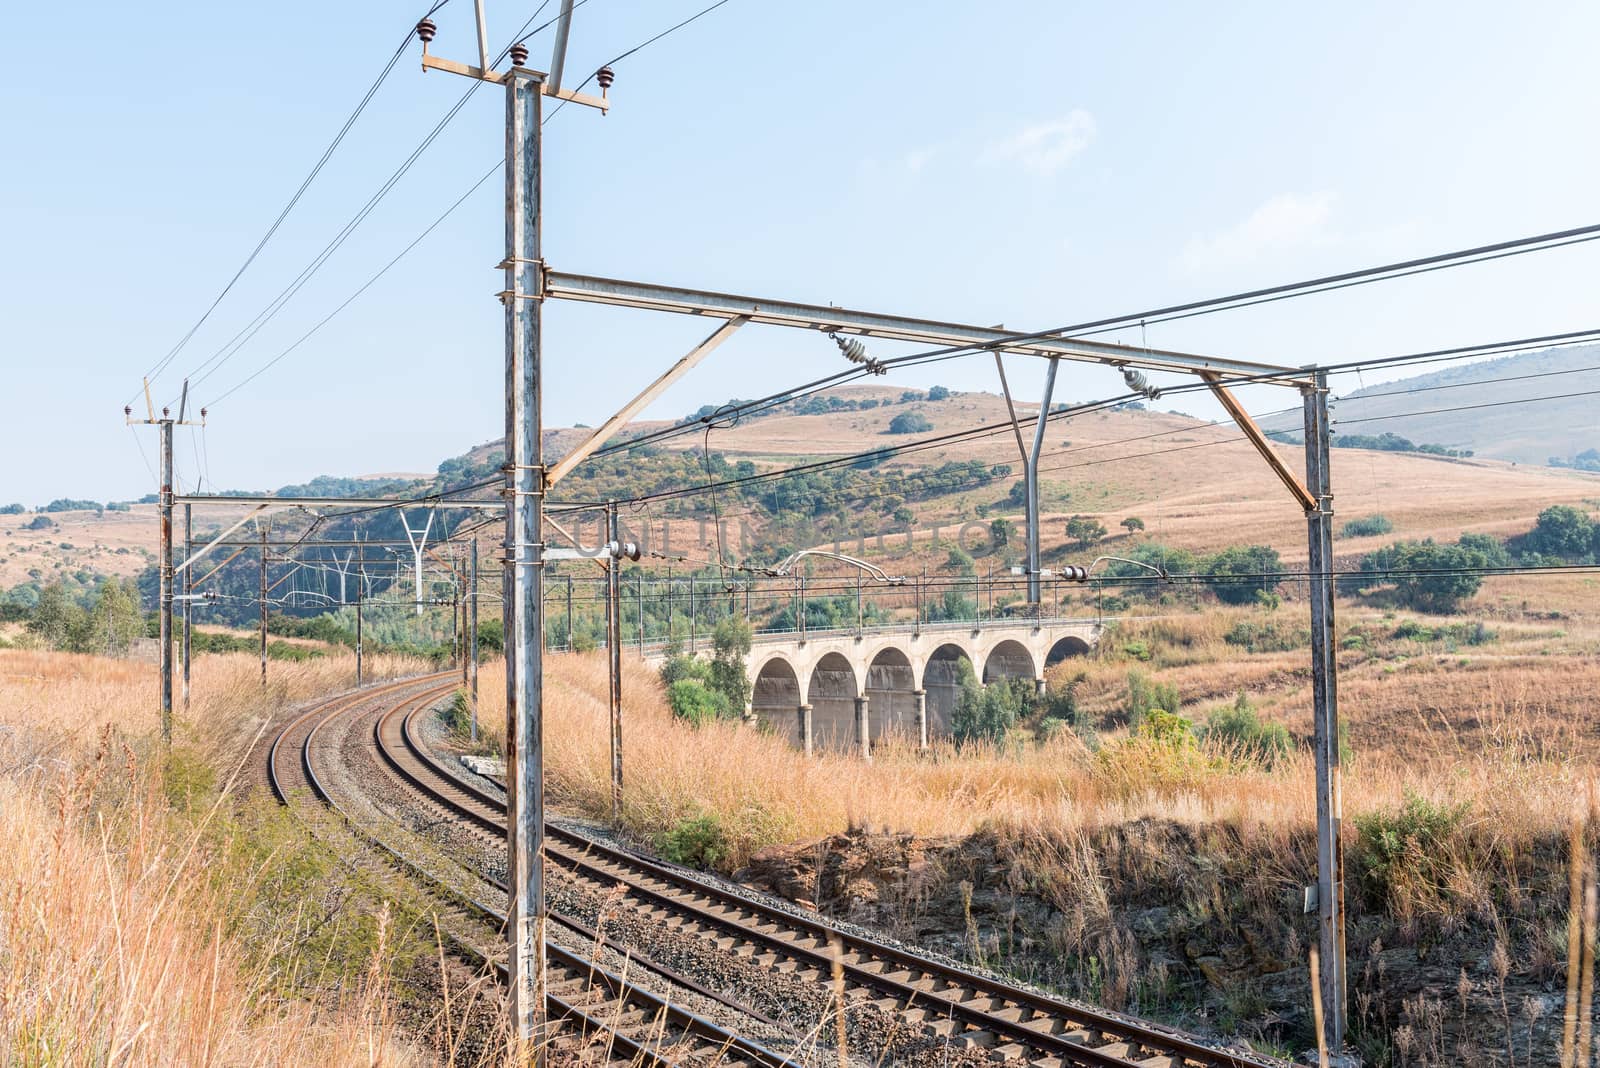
1046 635 1092 668
920 642 973 741
982 639 1036 685
806 652 860 752
864 646 917 745
751 655 802 746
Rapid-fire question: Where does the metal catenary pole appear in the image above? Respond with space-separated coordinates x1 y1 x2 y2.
181 502 192 712
258 524 268 688
355 559 364 688
606 504 623 822
469 539 480 743
501 60 548 1050
1303 368 1347 1051
1025 358 1059 607
158 417 174 745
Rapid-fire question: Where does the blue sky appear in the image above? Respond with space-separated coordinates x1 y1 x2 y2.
3 0 1598 505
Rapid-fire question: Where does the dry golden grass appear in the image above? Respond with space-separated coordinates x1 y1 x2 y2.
0 649 436 1067
0 770 416 1066
474 643 1591 877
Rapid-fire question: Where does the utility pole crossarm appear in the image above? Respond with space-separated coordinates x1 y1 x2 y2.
1200 371 1318 512
544 272 1312 384
546 316 748 488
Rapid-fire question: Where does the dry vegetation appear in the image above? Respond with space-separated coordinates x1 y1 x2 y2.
0 650 432 1067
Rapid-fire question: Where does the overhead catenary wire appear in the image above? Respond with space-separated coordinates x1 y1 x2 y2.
185 0 570 407
555 330 1600 515
137 0 453 402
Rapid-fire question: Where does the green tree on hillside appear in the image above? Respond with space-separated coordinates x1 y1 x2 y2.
887 412 933 434
28 583 84 650
1120 517 1145 535
1520 505 1595 560
1065 515 1106 549
1204 545 1283 606
88 579 141 657
1353 538 1488 613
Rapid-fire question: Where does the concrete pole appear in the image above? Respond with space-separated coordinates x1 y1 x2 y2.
797 702 813 756
856 570 863 634
914 689 928 750
502 63 547 1050
607 505 623 822
1304 369 1346 1053
565 574 573 651
158 418 173 746
1025 358 1059 607
855 695 871 761
181 502 192 713
637 570 644 653
469 539 479 743
688 575 696 654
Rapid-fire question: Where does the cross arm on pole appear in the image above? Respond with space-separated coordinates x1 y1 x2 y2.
544 272 1312 385
546 316 748 488
1200 371 1318 513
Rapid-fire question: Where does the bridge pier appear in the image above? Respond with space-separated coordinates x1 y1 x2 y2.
797 703 813 756
914 690 927 750
855 696 871 761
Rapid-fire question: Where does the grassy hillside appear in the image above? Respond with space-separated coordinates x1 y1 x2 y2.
1261 343 1600 465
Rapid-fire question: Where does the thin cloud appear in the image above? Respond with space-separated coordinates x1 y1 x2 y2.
1179 191 1338 271
983 112 1097 175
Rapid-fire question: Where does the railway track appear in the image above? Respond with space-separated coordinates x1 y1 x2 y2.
366 687 1283 1068
269 675 801 1068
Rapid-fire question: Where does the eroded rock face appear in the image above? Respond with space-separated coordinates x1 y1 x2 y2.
737 820 1575 1065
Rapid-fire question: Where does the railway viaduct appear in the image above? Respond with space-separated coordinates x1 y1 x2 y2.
652 618 1102 756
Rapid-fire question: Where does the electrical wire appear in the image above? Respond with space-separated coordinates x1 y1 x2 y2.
207 158 503 406
1333 386 1600 427
136 0 452 401
543 0 739 124
188 0 567 406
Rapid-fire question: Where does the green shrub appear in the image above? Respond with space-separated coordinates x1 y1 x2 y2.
667 679 729 725
1124 669 1179 728
1223 619 1308 653
1340 514 1393 538
1121 639 1152 662
1353 791 1470 912
1202 693 1293 766
1135 708 1195 748
657 812 727 869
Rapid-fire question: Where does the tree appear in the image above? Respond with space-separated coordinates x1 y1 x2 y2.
926 385 951 401
0 503 23 515
1065 515 1106 548
88 579 141 657
887 412 933 434
989 517 1013 548
1204 545 1283 606
23 515 54 531
1354 538 1485 613
1120 517 1145 535
1522 505 1595 560
28 582 84 650
708 616 753 714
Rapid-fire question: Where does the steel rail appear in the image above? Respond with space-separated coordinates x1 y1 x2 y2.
378 699 1280 1068
271 676 795 1067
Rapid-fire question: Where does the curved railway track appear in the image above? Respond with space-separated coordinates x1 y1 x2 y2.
363 687 1282 1068
269 675 800 1068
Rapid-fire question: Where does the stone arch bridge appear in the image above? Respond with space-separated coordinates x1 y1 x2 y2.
651 619 1102 756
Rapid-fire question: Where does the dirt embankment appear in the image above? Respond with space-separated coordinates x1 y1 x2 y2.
736 820 1575 1066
